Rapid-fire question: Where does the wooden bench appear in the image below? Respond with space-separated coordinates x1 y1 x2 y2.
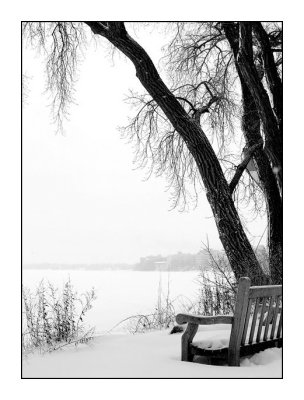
176 277 282 366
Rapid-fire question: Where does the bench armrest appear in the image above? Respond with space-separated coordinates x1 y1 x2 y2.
176 313 233 325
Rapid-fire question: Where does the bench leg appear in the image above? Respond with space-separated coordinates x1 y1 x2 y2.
227 349 241 366
181 323 198 362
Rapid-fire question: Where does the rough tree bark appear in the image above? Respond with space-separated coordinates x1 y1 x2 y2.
223 22 282 284
252 22 282 131
237 23 282 193
242 83 283 284
85 21 267 284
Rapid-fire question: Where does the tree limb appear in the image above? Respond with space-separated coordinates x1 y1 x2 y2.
175 96 196 113
193 96 219 123
229 141 262 194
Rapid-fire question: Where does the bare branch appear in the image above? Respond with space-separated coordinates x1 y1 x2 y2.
229 140 263 194
23 22 87 131
193 95 220 123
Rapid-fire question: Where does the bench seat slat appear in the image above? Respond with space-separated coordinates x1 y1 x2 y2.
277 309 283 339
248 297 260 344
249 286 282 299
263 296 274 341
241 298 253 345
256 297 267 343
270 296 281 339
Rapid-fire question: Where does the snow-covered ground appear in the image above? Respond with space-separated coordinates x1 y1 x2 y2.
22 325 282 378
22 270 282 378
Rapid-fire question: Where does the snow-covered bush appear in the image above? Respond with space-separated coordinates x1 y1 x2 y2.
22 279 96 355
195 248 237 316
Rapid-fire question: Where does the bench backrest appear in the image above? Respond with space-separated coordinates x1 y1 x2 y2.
228 277 282 362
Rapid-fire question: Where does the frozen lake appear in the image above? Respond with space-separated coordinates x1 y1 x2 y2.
23 269 200 334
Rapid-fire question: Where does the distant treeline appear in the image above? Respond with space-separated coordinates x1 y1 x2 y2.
23 263 133 271
23 250 220 271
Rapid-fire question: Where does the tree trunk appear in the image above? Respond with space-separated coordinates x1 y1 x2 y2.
223 22 282 284
86 22 267 285
242 84 282 284
252 22 282 131
237 23 282 192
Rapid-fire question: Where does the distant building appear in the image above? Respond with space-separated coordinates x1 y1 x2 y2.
135 250 221 271
136 255 166 270
154 261 168 271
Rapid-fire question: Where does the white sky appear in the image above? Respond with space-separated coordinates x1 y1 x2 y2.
22 23 266 265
